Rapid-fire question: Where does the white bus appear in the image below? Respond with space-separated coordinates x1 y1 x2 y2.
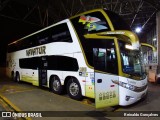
6 9 148 108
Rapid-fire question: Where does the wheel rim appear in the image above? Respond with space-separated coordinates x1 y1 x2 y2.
69 82 79 96
17 75 19 82
53 79 60 91
16 74 19 82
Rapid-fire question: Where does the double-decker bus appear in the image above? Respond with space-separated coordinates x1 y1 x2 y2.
6 9 147 108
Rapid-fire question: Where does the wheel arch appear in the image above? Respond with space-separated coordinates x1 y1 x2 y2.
15 71 21 82
16 71 20 78
15 71 19 75
49 74 60 88
64 76 83 94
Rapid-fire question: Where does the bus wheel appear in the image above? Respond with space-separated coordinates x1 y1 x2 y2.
15 72 20 83
67 77 82 100
50 76 63 94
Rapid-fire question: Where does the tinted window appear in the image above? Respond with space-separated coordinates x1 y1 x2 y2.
8 23 72 53
37 23 73 45
19 57 39 69
93 46 118 74
19 56 79 71
48 56 79 71
92 39 118 74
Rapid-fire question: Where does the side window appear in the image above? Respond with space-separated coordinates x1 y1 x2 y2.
93 40 118 75
19 56 78 71
47 56 58 70
49 23 73 43
8 23 73 53
37 23 73 45
57 56 79 71
106 47 117 74
18 38 32 50
51 31 72 42
19 57 38 69
47 56 79 71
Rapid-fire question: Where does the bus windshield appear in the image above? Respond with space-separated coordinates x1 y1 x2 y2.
119 41 146 79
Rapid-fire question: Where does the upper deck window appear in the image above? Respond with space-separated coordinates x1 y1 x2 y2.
8 23 72 53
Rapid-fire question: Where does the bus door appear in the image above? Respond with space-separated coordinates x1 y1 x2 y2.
39 56 48 86
93 48 119 108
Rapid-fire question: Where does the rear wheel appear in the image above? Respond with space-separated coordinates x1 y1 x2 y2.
15 72 20 83
67 77 82 100
50 76 63 94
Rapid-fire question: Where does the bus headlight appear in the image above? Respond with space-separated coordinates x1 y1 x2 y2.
112 80 147 92
129 85 135 91
120 81 136 91
112 80 136 91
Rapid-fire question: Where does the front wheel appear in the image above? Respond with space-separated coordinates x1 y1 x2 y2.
67 77 82 100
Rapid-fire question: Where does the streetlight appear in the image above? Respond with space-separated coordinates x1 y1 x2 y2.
135 27 142 33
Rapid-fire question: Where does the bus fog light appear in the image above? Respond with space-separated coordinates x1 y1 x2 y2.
125 96 134 101
125 96 130 101
129 85 135 91
126 84 130 89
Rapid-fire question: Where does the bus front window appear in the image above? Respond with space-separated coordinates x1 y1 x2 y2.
93 47 117 74
84 39 118 75
119 41 146 79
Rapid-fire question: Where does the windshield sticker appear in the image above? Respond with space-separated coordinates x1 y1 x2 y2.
79 15 100 24
79 15 108 31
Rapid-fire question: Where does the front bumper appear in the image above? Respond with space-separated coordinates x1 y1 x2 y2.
119 86 148 106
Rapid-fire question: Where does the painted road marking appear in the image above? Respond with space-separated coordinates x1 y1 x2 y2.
0 78 118 112
0 85 35 94
0 94 32 120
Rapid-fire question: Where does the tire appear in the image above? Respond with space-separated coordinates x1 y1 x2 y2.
15 72 20 83
50 76 63 94
67 77 82 100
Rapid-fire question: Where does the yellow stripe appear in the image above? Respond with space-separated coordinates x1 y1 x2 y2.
113 107 122 111
101 9 114 31
69 21 94 69
4 89 35 94
141 43 156 52
0 94 32 120
114 38 123 76
0 99 11 111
